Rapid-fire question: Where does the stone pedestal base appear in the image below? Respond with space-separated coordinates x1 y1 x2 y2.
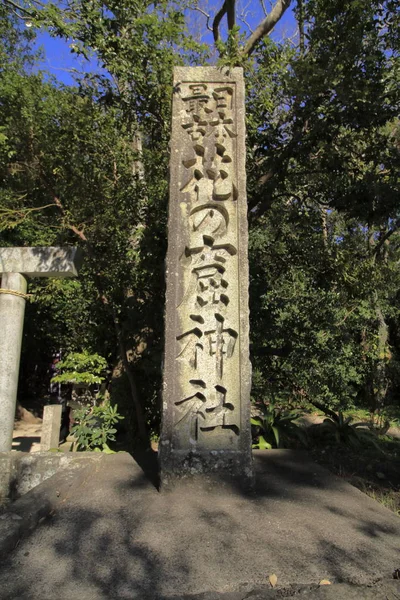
160 447 253 490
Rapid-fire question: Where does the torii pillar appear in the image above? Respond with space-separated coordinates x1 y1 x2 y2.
0 247 82 452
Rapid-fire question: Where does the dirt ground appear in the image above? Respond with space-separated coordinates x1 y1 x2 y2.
12 406 42 452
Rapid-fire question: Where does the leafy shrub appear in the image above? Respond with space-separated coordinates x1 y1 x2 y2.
251 402 307 449
369 412 391 435
51 351 108 386
71 402 124 451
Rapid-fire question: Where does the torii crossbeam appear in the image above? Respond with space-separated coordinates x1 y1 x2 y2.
0 247 82 452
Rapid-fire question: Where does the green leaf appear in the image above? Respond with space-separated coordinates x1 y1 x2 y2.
255 436 273 450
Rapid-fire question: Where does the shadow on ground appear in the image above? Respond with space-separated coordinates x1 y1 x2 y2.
0 451 399 600
11 436 41 452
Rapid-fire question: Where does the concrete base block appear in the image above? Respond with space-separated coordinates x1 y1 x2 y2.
0 452 85 505
0 455 16 507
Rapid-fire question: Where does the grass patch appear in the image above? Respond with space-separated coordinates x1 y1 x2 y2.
309 436 400 516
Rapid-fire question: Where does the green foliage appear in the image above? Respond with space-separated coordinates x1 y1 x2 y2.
51 352 108 385
309 402 381 450
216 26 246 68
71 402 124 451
251 402 307 449
247 0 400 415
0 0 204 436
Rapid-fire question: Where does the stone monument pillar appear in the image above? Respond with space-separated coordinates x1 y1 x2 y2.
41 404 63 451
160 67 253 484
0 247 82 452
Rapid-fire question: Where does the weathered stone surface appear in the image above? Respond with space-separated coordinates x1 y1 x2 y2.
0 453 102 559
1 452 400 598
160 67 252 484
0 452 100 507
0 454 15 507
0 273 27 453
0 246 82 277
40 405 62 451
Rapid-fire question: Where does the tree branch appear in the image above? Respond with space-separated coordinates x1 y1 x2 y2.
226 0 236 30
3 0 33 16
193 6 212 32
213 1 227 43
44 186 89 242
238 8 253 33
243 0 292 56
297 0 305 53
260 0 272 17
373 219 400 257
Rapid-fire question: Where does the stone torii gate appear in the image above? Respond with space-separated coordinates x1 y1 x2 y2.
0 247 82 452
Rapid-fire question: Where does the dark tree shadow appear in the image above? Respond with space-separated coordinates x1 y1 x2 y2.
11 437 41 452
0 451 399 600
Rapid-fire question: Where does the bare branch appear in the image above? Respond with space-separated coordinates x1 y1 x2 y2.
43 64 81 75
213 1 227 43
238 9 254 34
260 0 269 17
193 6 212 32
243 0 292 56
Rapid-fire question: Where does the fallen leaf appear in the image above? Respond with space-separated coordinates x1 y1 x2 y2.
269 574 278 588
319 580 331 585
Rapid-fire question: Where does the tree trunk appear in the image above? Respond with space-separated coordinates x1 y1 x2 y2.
374 293 389 412
320 205 328 251
113 310 149 447
297 0 305 54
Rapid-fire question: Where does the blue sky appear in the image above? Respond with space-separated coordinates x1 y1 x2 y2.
34 34 102 85
33 2 297 86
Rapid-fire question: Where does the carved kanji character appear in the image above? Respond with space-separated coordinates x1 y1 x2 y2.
175 383 238 439
205 316 237 379
176 329 203 369
182 84 212 145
